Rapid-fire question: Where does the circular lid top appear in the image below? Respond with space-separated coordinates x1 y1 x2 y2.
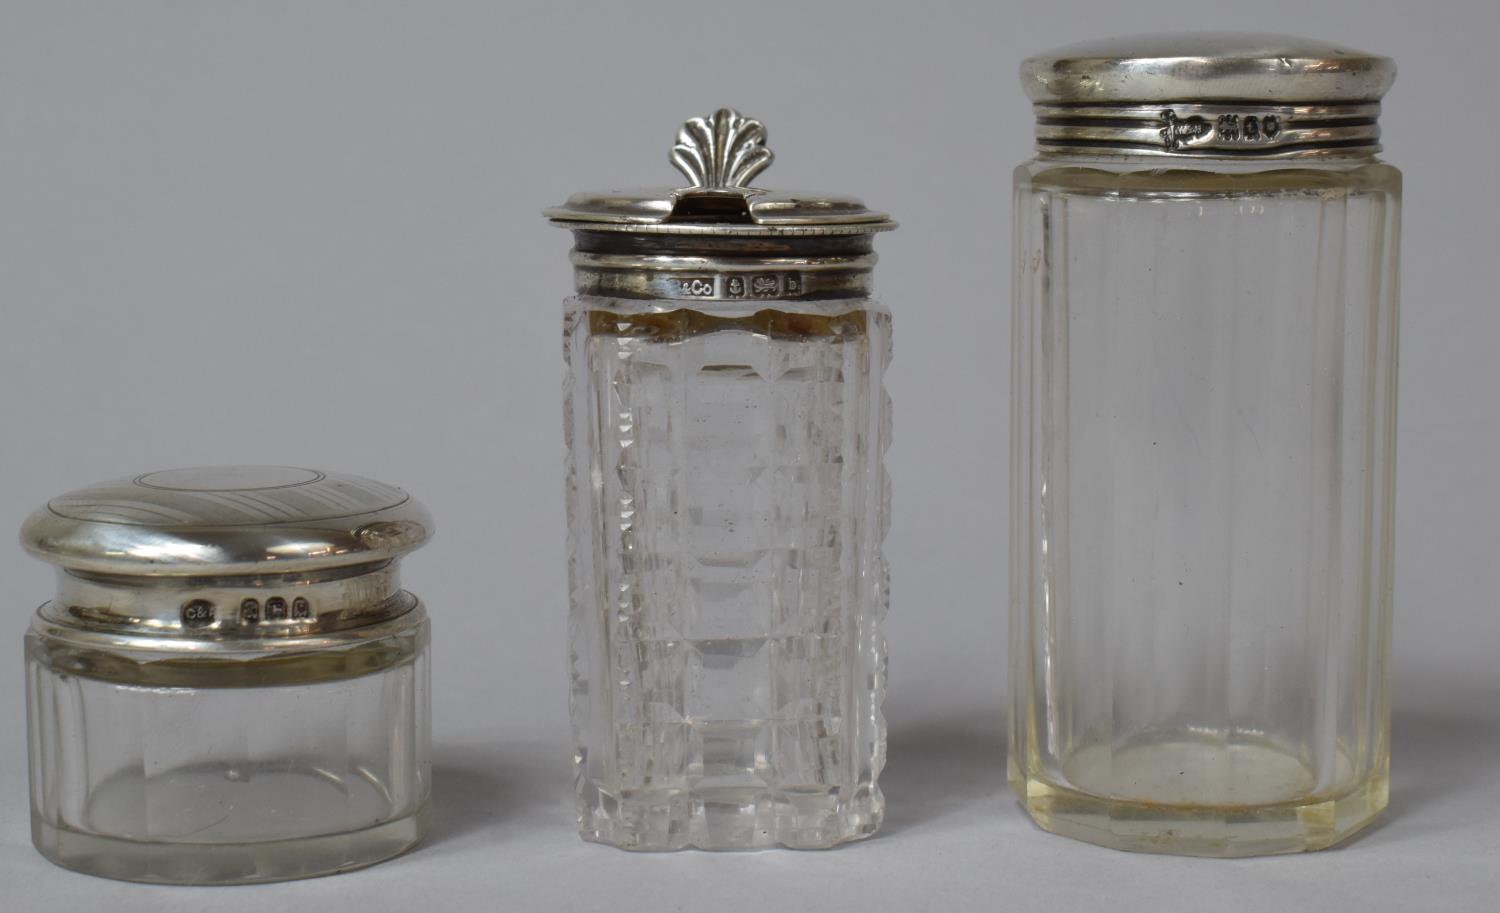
545 107 895 236
1022 32 1396 105
22 466 433 577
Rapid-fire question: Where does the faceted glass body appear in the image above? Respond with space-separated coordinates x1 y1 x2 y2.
25 615 431 883
1010 157 1401 855
565 295 891 849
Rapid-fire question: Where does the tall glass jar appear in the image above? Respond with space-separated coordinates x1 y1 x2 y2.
548 109 896 850
21 466 434 883
1009 35 1401 856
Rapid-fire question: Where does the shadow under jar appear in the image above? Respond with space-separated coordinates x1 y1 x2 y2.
1009 35 1401 856
548 109 896 850
22 466 434 883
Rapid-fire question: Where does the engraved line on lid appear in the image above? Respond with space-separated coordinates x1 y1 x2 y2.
46 481 409 527
326 476 407 508
191 490 293 523
226 488 309 519
47 499 202 524
283 482 357 513
134 466 326 491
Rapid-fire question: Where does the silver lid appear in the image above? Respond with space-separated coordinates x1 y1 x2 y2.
21 466 432 646
546 108 895 236
23 465 431 576
1022 33 1395 158
546 108 894 303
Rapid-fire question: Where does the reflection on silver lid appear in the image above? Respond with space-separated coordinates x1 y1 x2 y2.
1021 33 1395 158
22 466 432 577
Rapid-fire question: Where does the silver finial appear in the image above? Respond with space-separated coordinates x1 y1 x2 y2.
670 108 773 189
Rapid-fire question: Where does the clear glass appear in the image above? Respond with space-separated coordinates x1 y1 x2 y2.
564 296 891 849
1009 157 1401 856
25 618 431 883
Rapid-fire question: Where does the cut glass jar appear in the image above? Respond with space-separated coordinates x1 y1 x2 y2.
1009 34 1401 856
22 466 434 883
549 109 896 850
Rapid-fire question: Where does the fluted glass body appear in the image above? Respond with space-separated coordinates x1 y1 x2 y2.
25 613 431 883
565 294 891 849
1010 157 1400 856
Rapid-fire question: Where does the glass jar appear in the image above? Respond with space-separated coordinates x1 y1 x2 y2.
21 466 434 883
548 109 896 850
1009 35 1401 856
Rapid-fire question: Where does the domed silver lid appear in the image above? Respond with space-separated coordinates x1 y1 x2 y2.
23 465 431 576
1021 33 1395 158
22 466 432 646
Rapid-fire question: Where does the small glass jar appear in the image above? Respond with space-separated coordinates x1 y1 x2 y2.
548 109 896 850
21 466 434 883
1009 35 1401 856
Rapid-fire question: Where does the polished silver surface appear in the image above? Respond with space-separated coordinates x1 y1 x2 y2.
546 107 894 298
23 465 431 576
569 247 878 301
546 187 892 234
670 107 774 189
21 466 433 645
1022 33 1395 158
1022 33 1396 104
1035 101 1382 158
545 107 895 236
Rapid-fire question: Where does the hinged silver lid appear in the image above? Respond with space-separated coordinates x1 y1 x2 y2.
1022 33 1396 158
545 108 896 236
21 466 433 645
546 108 894 302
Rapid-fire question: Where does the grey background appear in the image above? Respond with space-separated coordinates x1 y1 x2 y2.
1 1 1496 910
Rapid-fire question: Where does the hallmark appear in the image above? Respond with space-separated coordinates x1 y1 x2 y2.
675 277 716 297
181 600 215 628
1215 114 1283 143
659 272 807 299
1159 110 1212 151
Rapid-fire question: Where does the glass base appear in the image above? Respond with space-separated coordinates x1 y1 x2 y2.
1010 741 1387 857
32 804 428 884
579 785 882 851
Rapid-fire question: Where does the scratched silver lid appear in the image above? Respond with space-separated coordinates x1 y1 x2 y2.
545 107 895 236
1022 33 1395 157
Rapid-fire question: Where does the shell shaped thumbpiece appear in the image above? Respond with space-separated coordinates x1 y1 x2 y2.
670 108 774 189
